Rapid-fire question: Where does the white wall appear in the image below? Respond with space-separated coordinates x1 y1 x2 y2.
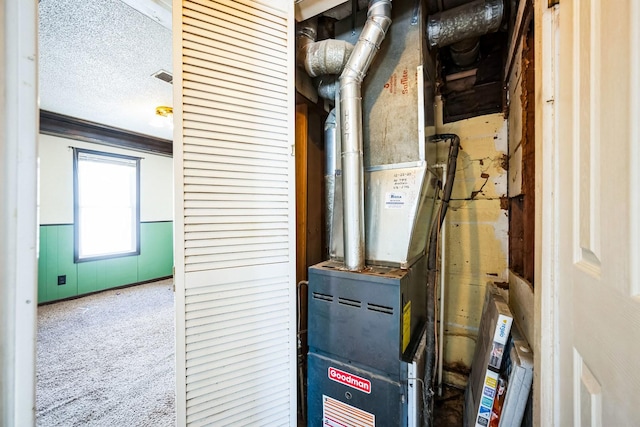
435 98 509 387
38 134 173 224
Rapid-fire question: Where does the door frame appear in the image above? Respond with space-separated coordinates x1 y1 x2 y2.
0 0 39 425
534 1 561 425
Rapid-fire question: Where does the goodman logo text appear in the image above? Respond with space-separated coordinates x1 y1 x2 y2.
328 367 371 394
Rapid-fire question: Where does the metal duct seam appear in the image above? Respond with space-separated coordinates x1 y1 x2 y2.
339 0 392 271
427 0 503 48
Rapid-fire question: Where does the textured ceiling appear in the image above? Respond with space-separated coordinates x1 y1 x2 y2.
39 0 173 140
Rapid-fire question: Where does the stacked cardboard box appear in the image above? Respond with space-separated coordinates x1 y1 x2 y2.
464 285 513 427
497 324 533 427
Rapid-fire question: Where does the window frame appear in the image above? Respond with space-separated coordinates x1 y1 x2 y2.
73 147 141 263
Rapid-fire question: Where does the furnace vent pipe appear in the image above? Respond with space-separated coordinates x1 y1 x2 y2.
340 0 392 271
315 75 338 101
325 109 337 254
297 19 354 78
426 0 503 48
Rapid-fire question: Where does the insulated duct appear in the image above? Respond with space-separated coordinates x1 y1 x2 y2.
426 0 503 48
297 19 354 78
339 0 392 271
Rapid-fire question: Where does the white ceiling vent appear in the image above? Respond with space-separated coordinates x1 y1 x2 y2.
152 69 173 84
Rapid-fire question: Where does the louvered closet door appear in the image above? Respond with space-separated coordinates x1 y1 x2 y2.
173 1 296 425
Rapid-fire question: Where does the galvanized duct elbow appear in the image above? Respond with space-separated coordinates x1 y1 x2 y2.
315 75 338 100
340 0 392 271
427 0 503 48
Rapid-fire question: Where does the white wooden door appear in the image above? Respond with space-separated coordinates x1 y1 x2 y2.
173 1 296 425
555 0 640 424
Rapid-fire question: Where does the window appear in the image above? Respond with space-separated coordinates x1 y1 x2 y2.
73 148 140 262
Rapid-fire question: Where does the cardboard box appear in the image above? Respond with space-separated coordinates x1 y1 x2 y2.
464 284 513 427
498 324 533 427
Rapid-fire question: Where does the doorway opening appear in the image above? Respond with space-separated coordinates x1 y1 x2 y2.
36 0 175 424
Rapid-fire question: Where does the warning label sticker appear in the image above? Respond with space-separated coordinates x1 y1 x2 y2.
402 301 411 352
323 395 375 427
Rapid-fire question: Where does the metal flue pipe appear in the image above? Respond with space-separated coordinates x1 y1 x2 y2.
339 0 392 271
324 109 337 255
315 75 338 101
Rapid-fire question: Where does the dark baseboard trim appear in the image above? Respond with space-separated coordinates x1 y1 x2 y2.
38 275 174 306
40 110 173 157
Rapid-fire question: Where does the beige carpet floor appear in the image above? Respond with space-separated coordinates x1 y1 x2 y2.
36 279 176 427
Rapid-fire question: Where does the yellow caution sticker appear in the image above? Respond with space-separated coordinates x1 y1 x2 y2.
402 301 411 352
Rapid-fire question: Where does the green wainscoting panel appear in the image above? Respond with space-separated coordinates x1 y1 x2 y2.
55 225 79 299
102 256 139 290
76 260 99 296
38 222 173 303
38 227 49 302
138 222 174 281
41 225 58 303
42 225 78 303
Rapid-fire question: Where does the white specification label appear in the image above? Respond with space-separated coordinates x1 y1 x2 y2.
385 192 406 209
